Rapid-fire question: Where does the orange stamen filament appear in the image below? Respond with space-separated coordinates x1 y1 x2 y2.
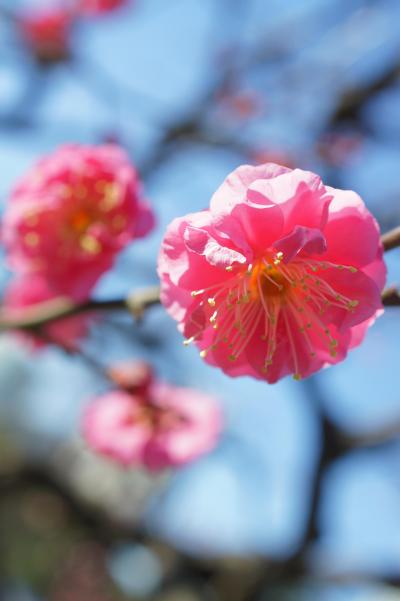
185 252 359 379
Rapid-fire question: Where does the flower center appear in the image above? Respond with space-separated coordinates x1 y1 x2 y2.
70 209 92 233
132 402 186 432
185 251 360 381
248 259 289 300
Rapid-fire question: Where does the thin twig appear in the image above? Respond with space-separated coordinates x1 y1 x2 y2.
382 226 400 252
382 286 400 306
0 269 400 334
0 286 160 331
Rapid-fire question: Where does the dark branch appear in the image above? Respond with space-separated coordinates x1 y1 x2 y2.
0 286 161 331
382 226 400 252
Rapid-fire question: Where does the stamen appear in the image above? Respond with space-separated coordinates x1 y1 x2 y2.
283 309 301 380
188 253 359 375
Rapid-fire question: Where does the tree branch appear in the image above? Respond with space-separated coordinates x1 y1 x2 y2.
0 226 399 333
381 226 400 252
382 286 400 306
0 285 161 331
0 264 400 334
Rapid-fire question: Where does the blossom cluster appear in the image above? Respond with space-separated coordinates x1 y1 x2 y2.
0 141 387 470
2 143 153 347
17 0 129 63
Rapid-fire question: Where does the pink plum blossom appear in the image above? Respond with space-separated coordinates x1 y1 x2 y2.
2 275 90 350
106 359 154 395
82 369 222 470
18 8 74 63
158 163 386 383
3 144 154 301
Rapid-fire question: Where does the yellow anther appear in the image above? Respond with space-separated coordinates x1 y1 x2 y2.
348 300 359 308
25 213 38 227
76 184 87 199
80 235 101 254
207 297 216 307
24 232 39 247
200 350 208 358
100 183 120 211
293 373 302 381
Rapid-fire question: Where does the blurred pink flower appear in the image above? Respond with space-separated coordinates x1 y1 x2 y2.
158 162 386 383
3 144 154 301
106 359 154 395
2 275 90 351
77 0 128 15
18 9 74 63
317 131 363 167
83 375 222 470
217 88 264 120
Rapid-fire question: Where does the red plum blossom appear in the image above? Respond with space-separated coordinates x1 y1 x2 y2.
82 369 222 470
18 8 74 63
158 163 386 383
3 144 154 301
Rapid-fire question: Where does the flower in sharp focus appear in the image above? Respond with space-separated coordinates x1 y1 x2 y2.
82 368 222 470
3 144 154 301
77 0 128 15
158 163 386 383
2 275 91 351
18 8 74 64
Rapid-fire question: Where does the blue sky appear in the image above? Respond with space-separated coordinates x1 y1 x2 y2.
1 1 400 598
